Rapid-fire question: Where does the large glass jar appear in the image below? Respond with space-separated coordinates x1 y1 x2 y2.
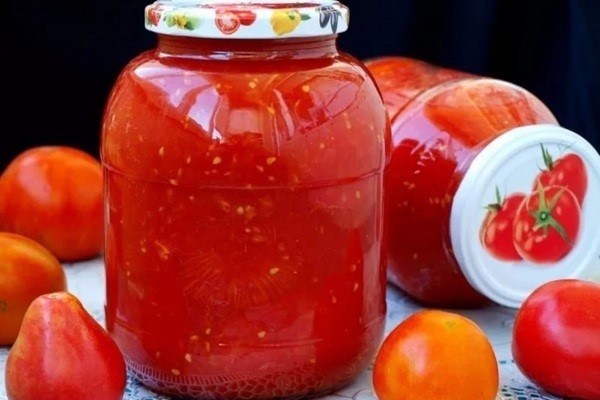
367 56 600 309
101 1 389 399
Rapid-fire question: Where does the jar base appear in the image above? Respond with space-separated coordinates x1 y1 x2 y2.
126 356 361 400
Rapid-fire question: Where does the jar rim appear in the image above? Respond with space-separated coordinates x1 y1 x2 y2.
144 1 349 39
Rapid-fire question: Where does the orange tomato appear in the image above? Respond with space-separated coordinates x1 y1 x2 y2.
0 232 67 345
372 310 499 400
0 146 103 262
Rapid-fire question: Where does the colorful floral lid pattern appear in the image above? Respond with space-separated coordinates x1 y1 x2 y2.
145 0 349 39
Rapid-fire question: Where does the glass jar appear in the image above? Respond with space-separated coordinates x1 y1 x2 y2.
101 1 389 399
367 56 600 308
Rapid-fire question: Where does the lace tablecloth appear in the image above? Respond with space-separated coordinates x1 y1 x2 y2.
0 258 563 400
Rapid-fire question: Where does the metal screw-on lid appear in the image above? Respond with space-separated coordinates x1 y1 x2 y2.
145 0 349 39
451 124 600 308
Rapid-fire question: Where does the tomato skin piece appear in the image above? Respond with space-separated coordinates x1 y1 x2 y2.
424 79 558 147
512 279 600 400
0 146 104 262
534 151 588 205
364 56 472 122
372 310 499 400
513 185 581 263
480 192 526 261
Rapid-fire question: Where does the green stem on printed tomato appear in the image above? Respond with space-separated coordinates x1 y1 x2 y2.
540 144 555 170
531 184 570 243
485 186 504 213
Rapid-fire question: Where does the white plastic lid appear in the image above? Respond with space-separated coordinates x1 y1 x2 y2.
451 124 600 308
144 0 349 39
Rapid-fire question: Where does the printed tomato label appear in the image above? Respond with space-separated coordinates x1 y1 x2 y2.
451 125 600 308
481 146 586 265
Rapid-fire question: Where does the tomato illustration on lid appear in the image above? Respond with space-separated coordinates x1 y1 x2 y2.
451 124 600 308
533 145 588 204
144 0 349 38
479 188 526 262
513 184 581 263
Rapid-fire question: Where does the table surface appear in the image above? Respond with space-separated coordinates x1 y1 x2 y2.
0 258 564 400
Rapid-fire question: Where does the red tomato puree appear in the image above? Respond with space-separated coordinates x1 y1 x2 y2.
102 34 388 399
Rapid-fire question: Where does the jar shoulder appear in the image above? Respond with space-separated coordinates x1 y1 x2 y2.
102 50 389 185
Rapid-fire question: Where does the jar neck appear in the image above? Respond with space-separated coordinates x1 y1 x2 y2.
156 34 339 60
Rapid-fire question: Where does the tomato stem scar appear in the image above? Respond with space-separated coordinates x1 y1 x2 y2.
531 183 571 243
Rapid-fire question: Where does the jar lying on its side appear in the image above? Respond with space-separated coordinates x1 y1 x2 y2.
101 2 389 399
367 56 600 309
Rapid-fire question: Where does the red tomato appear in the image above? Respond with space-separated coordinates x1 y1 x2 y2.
147 6 162 26
512 279 600 399
513 185 580 263
373 310 499 400
533 146 588 205
5 292 127 400
215 9 241 34
0 146 103 262
480 189 526 261
205 4 257 27
232 9 257 26
0 232 66 345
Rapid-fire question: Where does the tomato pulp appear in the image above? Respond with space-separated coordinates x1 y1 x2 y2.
102 34 388 399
